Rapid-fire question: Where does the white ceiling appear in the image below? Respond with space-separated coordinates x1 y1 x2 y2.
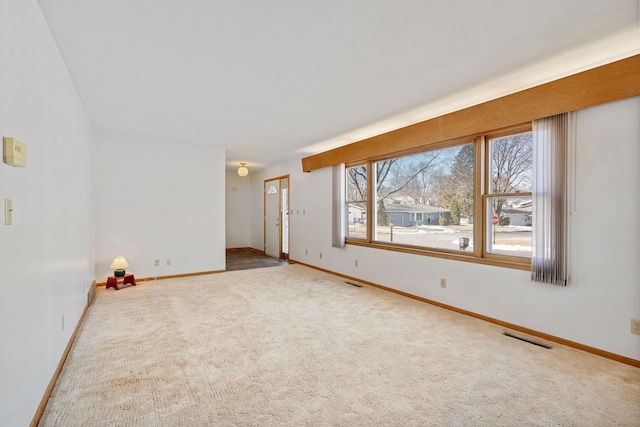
37 0 639 172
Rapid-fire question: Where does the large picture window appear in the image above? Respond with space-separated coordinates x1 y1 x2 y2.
372 143 474 251
345 124 533 269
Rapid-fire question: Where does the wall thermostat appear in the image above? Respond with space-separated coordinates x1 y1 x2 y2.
3 137 27 167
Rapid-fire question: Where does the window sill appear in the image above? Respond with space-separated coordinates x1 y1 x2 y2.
345 238 531 271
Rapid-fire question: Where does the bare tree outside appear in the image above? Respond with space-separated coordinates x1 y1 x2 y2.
490 132 533 217
376 152 443 203
347 165 367 201
348 154 445 227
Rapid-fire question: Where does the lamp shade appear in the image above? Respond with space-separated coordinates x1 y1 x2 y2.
237 163 249 177
110 256 129 270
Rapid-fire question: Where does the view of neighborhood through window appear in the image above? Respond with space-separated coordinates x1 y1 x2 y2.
372 143 474 251
486 132 533 257
345 126 534 261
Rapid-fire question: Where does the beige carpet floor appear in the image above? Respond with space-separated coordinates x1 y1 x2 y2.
40 264 639 426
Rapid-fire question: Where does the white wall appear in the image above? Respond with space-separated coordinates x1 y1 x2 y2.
95 136 226 281
249 97 640 361
225 171 251 248
0 1 96 425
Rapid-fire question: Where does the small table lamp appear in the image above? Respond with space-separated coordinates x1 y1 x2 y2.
110 256 129 277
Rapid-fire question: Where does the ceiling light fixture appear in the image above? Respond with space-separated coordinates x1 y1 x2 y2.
237 162 249 177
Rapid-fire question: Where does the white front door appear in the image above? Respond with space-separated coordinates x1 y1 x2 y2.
281 178 289 257
265 180 280 258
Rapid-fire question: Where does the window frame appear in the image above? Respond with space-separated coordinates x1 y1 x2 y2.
344 124 532 271
482 125 533 264
345 162 369 240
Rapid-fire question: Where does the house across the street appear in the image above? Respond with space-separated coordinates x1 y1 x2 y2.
384 203 451 226
500 200 532 226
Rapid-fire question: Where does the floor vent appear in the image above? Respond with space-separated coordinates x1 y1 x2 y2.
346 281 363 288
503 331 552 349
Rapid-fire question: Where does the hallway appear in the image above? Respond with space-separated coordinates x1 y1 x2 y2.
226 249 288 271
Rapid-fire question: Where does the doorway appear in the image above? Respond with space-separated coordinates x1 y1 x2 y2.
264 175 290 260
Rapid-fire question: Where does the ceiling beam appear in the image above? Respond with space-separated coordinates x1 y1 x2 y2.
302 54 640 172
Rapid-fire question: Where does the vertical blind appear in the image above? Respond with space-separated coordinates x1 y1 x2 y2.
531 114 568 285
332 164 346 248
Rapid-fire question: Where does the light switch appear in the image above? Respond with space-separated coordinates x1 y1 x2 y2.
5 199 13 225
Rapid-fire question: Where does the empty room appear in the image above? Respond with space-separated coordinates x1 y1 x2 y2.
1 0 639 426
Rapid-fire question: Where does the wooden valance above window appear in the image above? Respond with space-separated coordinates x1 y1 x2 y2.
302 54 639 172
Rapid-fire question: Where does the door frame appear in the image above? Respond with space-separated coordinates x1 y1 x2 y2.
264 174 290 260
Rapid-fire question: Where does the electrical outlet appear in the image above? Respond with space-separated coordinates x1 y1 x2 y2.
154 259 160 267
631 319 640 335
355 260 358 267
305 249 308 255
166 258 172 266
319 252 323 259
440 278 446 288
